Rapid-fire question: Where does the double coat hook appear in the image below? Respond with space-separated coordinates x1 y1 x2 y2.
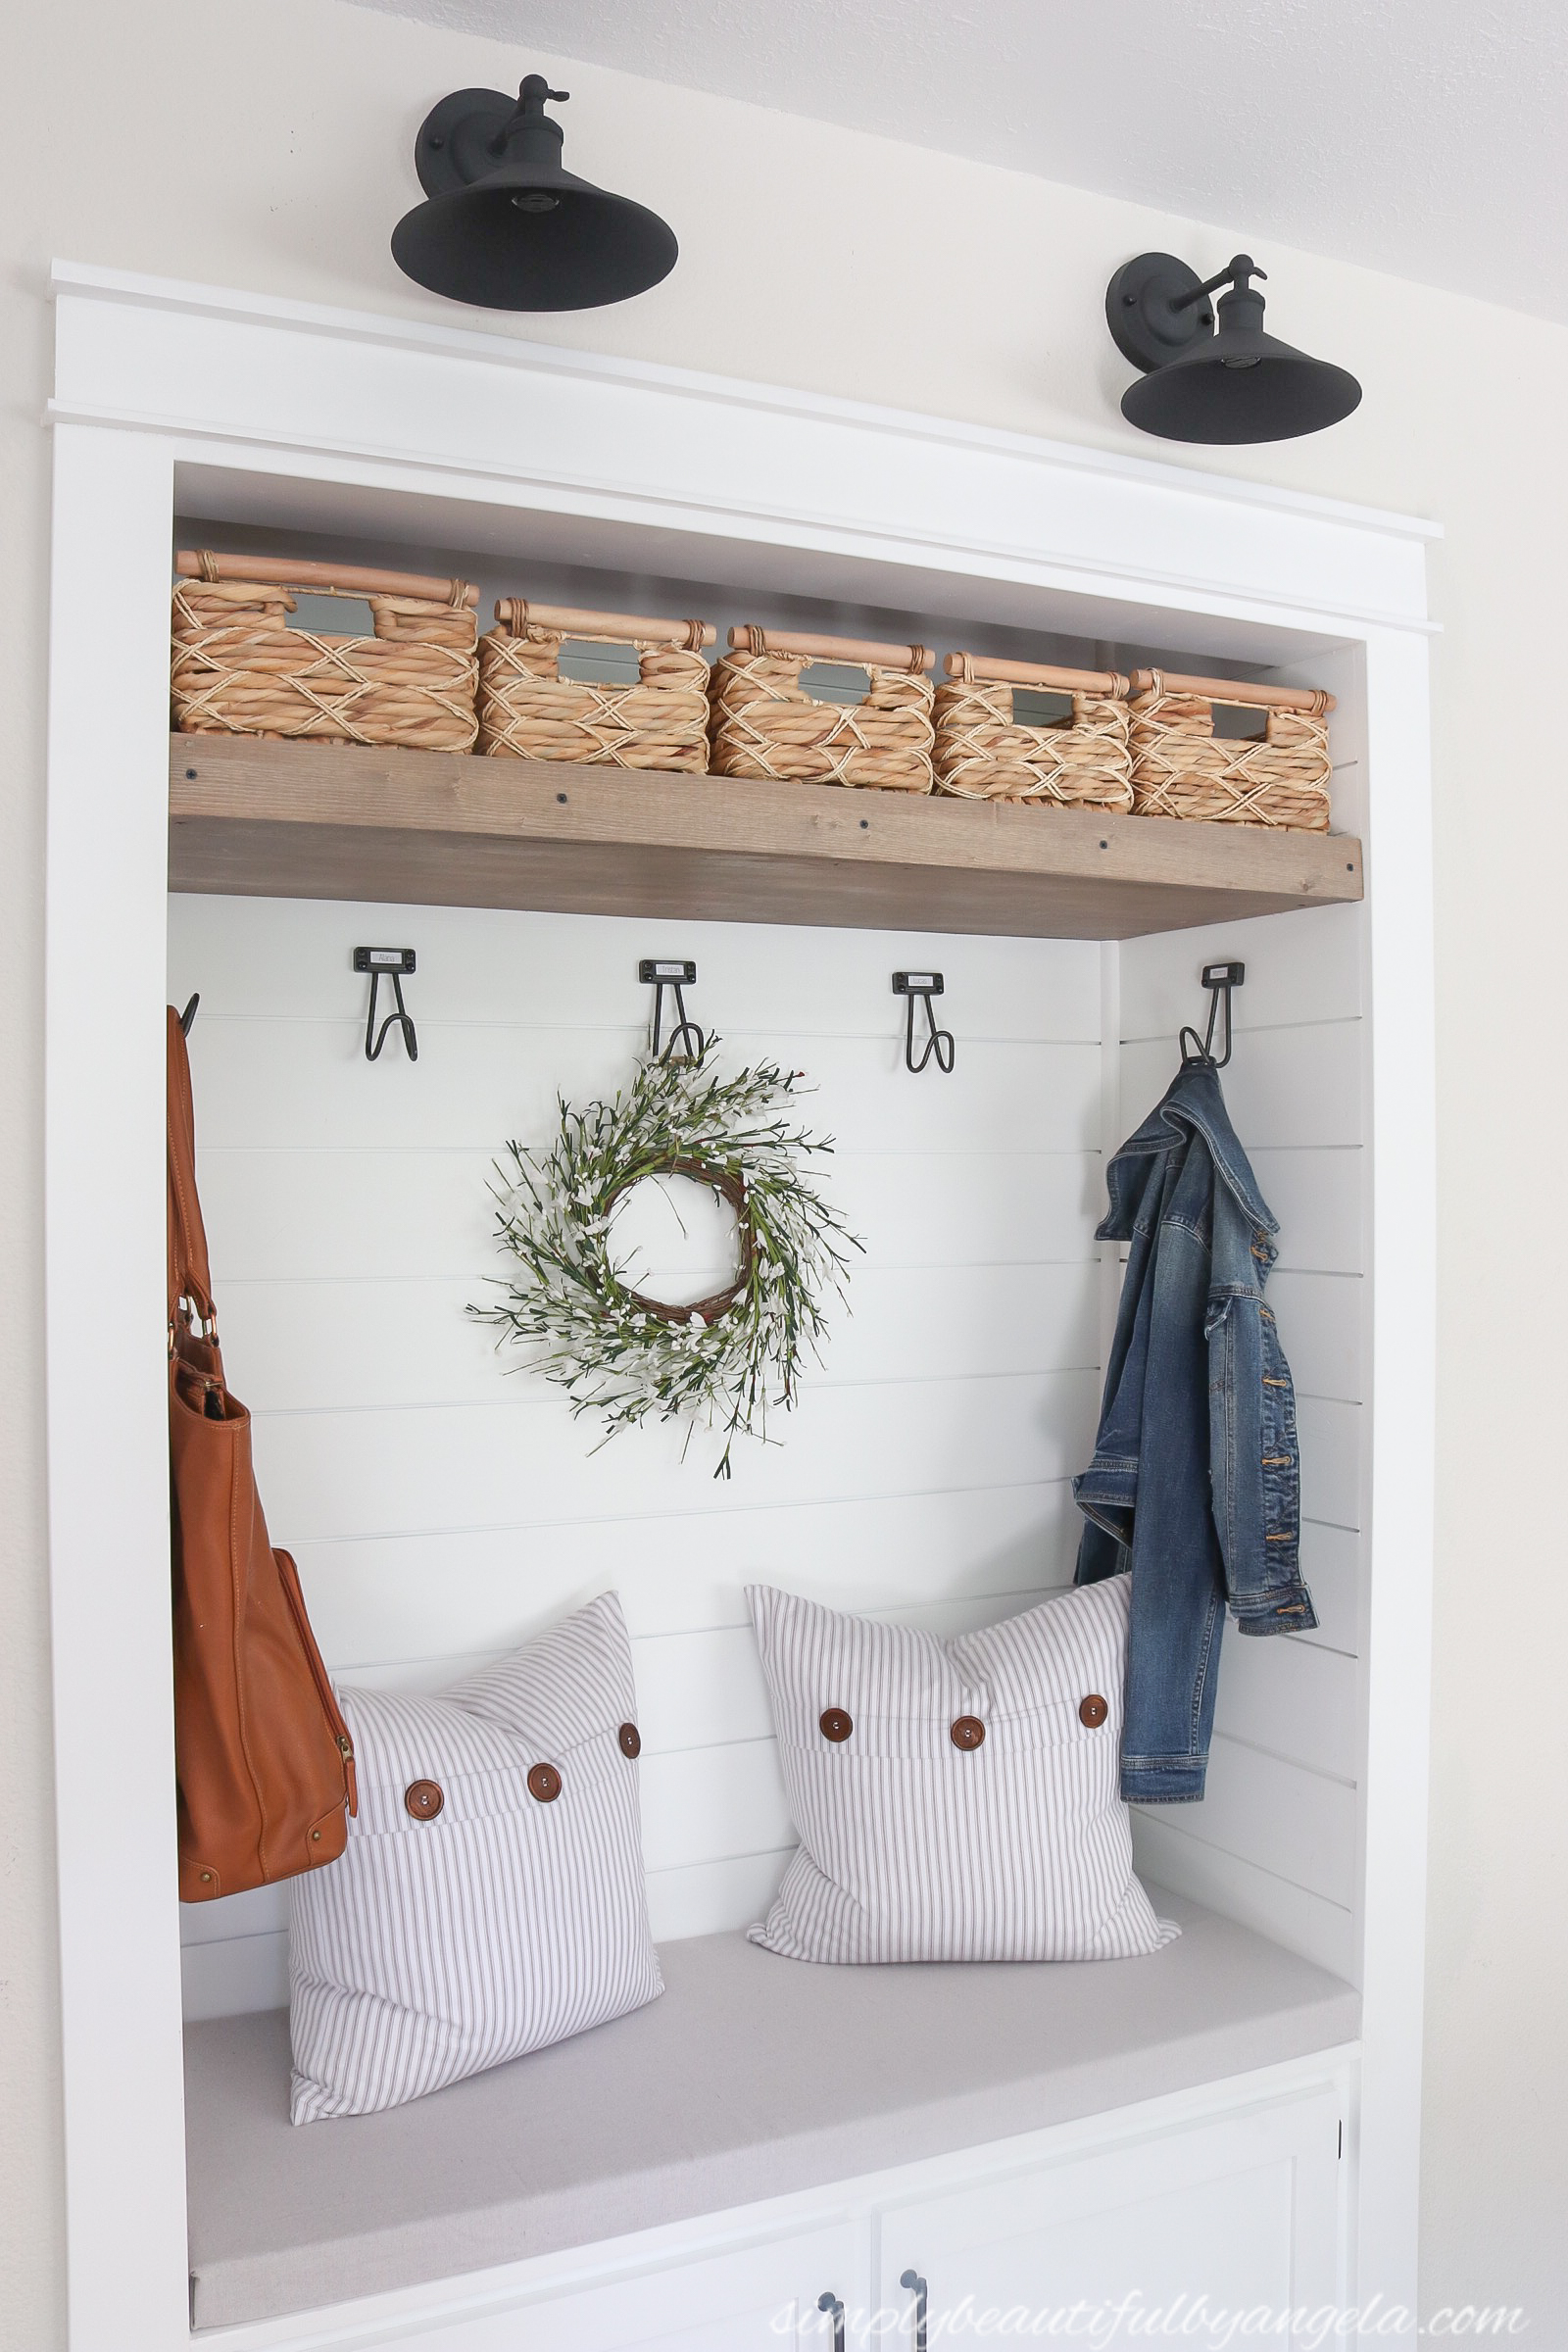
893 971 955 1075
640 958 705 1061
354 947 418 1063
1180 959 1245 1069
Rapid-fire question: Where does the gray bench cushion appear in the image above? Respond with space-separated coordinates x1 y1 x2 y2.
185 1893 1359 2329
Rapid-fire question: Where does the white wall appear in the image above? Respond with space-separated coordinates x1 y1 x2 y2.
168 895 1101 2016
3 1 1565 2340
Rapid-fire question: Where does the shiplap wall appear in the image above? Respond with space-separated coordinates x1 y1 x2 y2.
1121 733 1368 1981
170 898 1106 2018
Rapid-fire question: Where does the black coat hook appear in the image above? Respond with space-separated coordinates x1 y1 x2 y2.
1179 960 1245 1069
178 993 200 1037
354 947 418 1063
893 971 955 1074
640 958 705 1061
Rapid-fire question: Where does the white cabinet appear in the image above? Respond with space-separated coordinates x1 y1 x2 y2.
877 2090 1342 2350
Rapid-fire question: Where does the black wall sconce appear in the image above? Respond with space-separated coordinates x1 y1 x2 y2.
1105 252 1360 444
392 74 677 311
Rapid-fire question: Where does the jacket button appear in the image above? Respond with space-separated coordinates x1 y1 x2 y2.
527 1762 563 1803
950 1714 986 1750
405 1779 444 1820
819 1707 854 1742
618 1722 642 1758
1079 1693 1109 1728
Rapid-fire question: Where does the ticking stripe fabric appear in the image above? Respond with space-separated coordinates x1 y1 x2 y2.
747 1579 1178 1965
289 1592 662 2122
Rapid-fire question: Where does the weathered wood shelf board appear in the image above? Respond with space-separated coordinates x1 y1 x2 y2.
168 736 1364 940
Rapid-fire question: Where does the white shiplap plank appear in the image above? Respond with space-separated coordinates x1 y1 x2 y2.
179 1881 288 1950
1212 1631 1359 1783
218 1260 1102 1413
1297 1396 1362 1532
1268 1270 1362 1404
639 1740 794 1877
248 1371 1102 1544
170 896 1103 1046
1118 899 1364 1042
186 1018 1102 1159
645 1849 794 1944
1146 1734 1358 1910
289 1481 1083 1667
1118 1021 1362 1153
181 1931 289 2022
1296 1522 1362 1659
1250 1149 1364 1276
1134 1822 1355 1982
196 1145 1103 1284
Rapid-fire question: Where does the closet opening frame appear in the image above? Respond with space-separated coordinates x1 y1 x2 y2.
42 262 1437 2352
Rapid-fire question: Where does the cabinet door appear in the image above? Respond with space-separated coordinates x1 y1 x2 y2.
383 2216 864 2352
880 2090 1341 2350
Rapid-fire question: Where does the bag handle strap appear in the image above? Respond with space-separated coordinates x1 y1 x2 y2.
167 1006 216 1336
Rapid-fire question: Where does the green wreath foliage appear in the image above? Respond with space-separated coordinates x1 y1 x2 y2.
472 1044 862 1477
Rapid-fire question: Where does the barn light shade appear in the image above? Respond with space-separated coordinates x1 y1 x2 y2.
392 74 677 312
1105 252 1361 444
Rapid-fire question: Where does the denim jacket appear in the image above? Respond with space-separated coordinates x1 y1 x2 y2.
1075 1057 1316 1802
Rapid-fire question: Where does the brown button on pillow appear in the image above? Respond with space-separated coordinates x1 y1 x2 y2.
289 1591 662 2122
746 1576 1177 1965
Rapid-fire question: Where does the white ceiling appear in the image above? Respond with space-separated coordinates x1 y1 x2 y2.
356 0 1568 324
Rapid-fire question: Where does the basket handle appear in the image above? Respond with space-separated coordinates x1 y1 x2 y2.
944 652 1130 697
728 625 935 674
494 599 713 649
175 552 478 609
1130 666 1333 715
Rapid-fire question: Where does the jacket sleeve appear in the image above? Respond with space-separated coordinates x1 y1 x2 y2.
1203 1192 1319 1636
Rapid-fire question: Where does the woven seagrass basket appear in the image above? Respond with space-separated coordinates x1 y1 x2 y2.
1128 667 1336 831
934 654 1134 810
709 626 936 793
477 600 714 771
172 553 479 752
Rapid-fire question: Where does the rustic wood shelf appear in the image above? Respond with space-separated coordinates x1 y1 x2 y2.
168 736 1364 940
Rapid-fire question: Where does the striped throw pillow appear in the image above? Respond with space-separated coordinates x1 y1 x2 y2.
289 1592 662 2122
747 1577 1178 1965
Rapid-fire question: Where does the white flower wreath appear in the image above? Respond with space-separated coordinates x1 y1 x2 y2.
472 1044 862 1476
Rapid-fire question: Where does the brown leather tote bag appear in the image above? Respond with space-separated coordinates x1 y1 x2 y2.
168 1006 356 1901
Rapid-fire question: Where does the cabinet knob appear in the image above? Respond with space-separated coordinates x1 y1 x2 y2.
817 2288 846 2352
900 2270 929 2352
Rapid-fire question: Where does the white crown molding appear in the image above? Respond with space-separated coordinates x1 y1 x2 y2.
47 260 1441 545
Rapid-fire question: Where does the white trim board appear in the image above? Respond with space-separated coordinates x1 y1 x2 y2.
49 261 1442 544
49 263 1434 644
42 266 1434 2350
